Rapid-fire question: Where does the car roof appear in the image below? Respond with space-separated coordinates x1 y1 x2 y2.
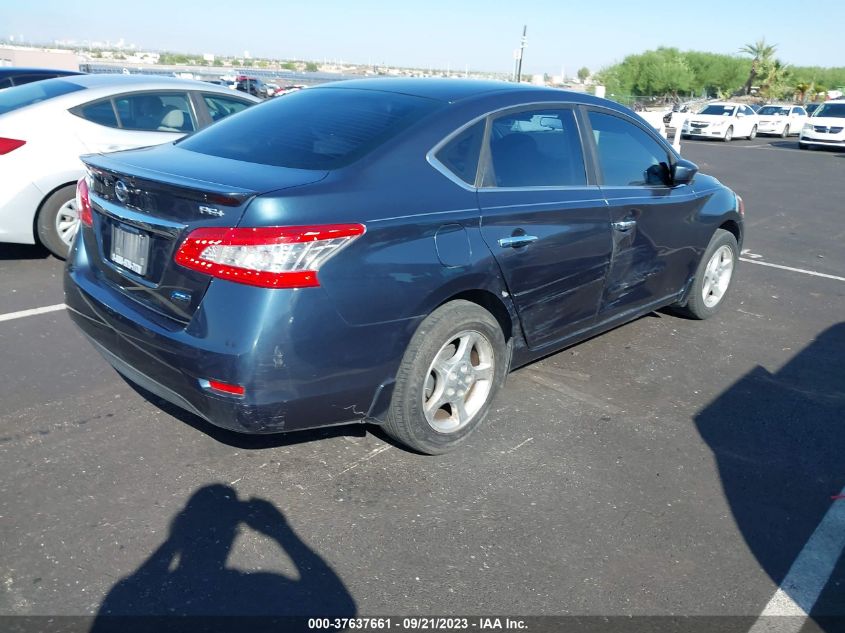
310 77 592 104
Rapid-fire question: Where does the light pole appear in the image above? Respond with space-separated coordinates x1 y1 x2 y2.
515 25 527 83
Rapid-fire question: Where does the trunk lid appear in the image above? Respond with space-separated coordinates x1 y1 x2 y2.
81 145 328 325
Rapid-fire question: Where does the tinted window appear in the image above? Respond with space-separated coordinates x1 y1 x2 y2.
0 78 12 89
179 88 441 169
202 94 252 122
0 79 85 116
114 92 195 132
484 108 586 188
12 74 57 86
794 107 807 116
588 111 670 187
76 99 119 127
813 103 845 118
435 120 484 185
758 106 790 116
699 104 736 116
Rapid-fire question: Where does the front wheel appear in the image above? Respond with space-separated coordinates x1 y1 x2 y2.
676 229 738 320
748 125 757 140
781 124 790 138
384 300 508 454
36 184 78 259
723 126 734 142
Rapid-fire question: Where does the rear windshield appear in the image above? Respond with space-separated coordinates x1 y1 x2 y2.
813 103 845 118
0 79 85 116
178 87 442 169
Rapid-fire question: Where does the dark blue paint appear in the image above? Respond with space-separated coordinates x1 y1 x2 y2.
64 79 743 435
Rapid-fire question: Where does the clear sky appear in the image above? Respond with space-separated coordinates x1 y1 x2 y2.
2 0 843 74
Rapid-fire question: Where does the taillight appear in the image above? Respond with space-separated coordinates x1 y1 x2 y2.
174 224 366 288
0 137 26 155
76 177 93 227
202 379 246 397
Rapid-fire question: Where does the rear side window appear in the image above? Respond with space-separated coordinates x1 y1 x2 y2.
483 108 586 188
202 94 252 122
589 111 670 187
114 92 195 132
77 99 119 127
435 120 484 185
0 79 85 116
178 88 441 169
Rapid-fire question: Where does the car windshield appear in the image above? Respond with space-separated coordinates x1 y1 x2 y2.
0 79 85 116
699 105 736 116
178 87 442 169
813 103 845 118
758 106 790 116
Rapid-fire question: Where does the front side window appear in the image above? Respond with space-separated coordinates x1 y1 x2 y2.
114 92 195 132
434 120 484 185
202 94 252 122
794 107 807 116
588 111 670 187
482 108 586 188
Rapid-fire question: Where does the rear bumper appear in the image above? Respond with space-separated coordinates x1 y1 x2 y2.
64 240 411 434
0 179 43 244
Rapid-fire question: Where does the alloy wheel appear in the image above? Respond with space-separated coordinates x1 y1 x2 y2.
701 245 735 308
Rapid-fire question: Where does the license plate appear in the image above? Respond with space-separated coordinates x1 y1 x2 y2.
110 224 150 276
691 129 703 134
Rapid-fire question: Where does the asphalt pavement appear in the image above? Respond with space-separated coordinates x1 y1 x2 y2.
1 136 843 629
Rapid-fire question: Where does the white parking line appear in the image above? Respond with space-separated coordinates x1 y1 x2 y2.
748 488 845 633
739 258 845 282
0 303 66 323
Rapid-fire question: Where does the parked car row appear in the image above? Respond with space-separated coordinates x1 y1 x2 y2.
0 71 259 257
678 99 844 149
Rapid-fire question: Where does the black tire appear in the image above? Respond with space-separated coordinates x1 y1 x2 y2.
384 300 508 454
676 229 739 320
748 125 757 140
799 142 809 150
36 184 78 259
781 124 790 138
723 126 733 142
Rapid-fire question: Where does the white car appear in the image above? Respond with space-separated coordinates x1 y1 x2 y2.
681 102 759 142
756 104 808 137
799 100 845 150
0 74 259 257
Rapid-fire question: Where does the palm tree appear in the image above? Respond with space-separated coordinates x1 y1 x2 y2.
739 38 777 95
795 82 811 103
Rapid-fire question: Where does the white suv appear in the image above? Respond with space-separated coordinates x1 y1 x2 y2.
800 100 845 150
682 102 759 142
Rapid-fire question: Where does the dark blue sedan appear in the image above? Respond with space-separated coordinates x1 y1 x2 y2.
64 79 744 454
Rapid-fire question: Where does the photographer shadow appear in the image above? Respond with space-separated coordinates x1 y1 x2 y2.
91 484 356 631
694 323 845 626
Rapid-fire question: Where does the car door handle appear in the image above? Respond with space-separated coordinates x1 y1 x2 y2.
498 235 539 248
611 220 637 232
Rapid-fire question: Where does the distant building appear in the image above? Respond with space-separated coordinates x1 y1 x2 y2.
0 45 80 70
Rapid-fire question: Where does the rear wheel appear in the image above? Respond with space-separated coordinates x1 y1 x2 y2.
384 300 508 454
676 229 738 320
36 184 78 259
723 126 733 142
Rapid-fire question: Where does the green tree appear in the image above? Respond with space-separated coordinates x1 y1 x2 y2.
304 61 319 72
577 66 590 82
739 38 777 95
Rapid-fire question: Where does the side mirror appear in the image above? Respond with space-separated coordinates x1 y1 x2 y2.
671 158 698 186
